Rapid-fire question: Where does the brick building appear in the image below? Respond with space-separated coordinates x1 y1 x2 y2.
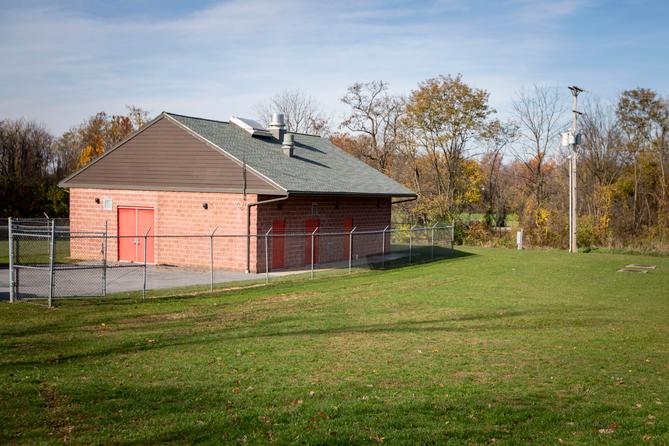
60 112 415 272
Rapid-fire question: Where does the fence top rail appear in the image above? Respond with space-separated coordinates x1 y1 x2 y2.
10 224 454 239
10 232 55 238
12 227 70 233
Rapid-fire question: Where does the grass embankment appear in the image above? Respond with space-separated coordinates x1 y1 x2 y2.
1 247 668 445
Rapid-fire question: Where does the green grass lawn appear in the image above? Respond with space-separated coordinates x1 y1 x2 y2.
1 247 668 445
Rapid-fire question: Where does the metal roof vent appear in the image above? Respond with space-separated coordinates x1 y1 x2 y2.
270 113 285 127
268 113 286 142
230 116 272 137
282 133 294 157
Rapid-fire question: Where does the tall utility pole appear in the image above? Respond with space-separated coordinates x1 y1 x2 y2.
567 86 583 253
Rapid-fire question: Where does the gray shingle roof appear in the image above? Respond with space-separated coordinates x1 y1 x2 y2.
166 113 415 197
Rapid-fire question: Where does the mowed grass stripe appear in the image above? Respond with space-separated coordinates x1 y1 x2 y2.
1 247 668 445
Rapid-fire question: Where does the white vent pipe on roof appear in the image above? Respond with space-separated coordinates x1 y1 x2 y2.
270 113 285 127
268 113 286 142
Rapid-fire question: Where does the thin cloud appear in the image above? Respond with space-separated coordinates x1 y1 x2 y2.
0 0 665 134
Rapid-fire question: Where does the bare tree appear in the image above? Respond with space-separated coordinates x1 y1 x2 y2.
340 80 405 174
256 90 330 136
0 118 55 216
579 98 623 188
480 120 518 226
511 85 567 207
617 88 669 229
0 118 53 182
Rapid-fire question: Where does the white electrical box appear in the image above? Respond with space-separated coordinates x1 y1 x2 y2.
103 197 112 211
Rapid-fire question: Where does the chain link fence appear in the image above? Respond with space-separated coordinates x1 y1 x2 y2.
7 218 454 307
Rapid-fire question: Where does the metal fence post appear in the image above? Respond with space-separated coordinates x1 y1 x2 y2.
142 227 150 300
48 219 55 308
210 227 218 292
310 226 318 280
8 217 14 303
381 225 389 268
102 221 108 297
451 219 455 249
430 223 437 260
264 226 272 284
409 224 416 264
348 226 356 274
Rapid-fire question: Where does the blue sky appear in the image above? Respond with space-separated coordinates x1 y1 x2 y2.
1 0 668 134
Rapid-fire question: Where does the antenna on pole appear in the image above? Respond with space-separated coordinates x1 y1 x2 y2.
563 85 584 253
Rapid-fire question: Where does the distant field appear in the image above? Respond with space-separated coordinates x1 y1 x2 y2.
459 213 519 227
0 240 71 267
1 247 668 444
0 241 7 266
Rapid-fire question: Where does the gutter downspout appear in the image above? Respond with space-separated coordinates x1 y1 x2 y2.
246 194 290 273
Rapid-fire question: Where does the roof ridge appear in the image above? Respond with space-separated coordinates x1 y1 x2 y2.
289 131 322 138
165 112 323 138
163 111 230 125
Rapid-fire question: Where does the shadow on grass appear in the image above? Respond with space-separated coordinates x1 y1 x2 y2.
0 306 620 370
367 246 475 270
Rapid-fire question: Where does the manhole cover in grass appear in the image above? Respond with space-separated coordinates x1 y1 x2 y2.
625 264 656 270
618 268 649 273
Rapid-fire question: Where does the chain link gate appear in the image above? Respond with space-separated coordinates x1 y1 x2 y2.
8 218 108 306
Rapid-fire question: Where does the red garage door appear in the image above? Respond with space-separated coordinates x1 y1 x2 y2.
118 207 154 263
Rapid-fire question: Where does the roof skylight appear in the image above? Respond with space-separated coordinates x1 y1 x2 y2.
230 116 272 137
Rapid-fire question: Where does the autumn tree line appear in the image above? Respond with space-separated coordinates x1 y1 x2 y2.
2 76 667 251
0 107 149 217
327 76 668 252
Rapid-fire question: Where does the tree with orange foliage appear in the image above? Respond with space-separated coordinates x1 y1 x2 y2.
71 107 149 168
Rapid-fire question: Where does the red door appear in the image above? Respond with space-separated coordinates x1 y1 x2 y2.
272 219 285 269
118 207 154 263
343 217 353 260
305 218 320 266
118 208 136 262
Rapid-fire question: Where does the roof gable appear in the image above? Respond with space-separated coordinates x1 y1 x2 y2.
60 115 283 194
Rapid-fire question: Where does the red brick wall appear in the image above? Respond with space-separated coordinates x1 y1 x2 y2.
70 190 392 272
255 195 391 270
69 188 257 271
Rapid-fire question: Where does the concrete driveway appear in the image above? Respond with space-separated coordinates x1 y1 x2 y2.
0 265 286 300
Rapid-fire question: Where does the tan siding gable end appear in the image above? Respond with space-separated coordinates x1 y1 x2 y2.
60 116 283 194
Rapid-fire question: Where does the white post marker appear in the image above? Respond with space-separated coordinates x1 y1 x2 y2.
516 228 524 250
